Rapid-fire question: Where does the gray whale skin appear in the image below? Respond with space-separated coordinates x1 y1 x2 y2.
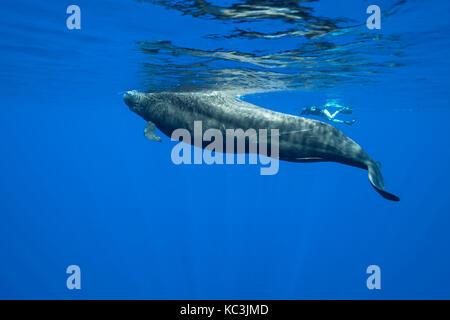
124 90 399 201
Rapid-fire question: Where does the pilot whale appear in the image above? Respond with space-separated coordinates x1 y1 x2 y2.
124 90 399 201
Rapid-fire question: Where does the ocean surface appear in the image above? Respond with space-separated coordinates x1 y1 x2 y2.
1 0 450 299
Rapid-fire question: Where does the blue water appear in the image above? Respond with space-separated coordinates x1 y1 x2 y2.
1 0 450 299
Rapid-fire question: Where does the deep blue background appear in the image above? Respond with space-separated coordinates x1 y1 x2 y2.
1 0 449 299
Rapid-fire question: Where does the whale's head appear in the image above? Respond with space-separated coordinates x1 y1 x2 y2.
123 90 146 116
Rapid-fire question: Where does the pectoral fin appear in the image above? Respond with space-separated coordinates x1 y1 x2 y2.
144 121 162 142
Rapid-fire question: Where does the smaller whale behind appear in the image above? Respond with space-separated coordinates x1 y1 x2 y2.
124 90 400 201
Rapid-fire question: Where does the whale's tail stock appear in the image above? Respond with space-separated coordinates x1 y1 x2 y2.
367 161 400 201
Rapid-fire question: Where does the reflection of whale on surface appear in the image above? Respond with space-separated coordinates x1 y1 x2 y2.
124 90 400 201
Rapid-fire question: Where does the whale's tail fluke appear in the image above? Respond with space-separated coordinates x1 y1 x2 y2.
368 161 400 201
